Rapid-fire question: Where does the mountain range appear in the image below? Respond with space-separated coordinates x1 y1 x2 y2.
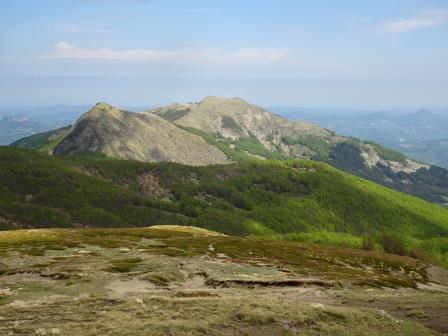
11 96 448 205
3 96 448 268
4 102 448 170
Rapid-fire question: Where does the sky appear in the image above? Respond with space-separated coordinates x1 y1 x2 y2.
0 0 447 109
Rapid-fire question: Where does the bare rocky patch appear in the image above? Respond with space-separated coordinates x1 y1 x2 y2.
138 171 172 199
80 165 111 181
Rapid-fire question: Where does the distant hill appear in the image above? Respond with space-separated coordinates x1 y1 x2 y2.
10 97 448 204
1 147 447 265
403 139 448 168
0 115 50 145
271 107 448 169
0 105 88 145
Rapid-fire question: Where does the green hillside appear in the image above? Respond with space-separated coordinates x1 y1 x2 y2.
0 146 447 265
11 126 70 153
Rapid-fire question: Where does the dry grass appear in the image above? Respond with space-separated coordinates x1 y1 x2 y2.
0 227 446 335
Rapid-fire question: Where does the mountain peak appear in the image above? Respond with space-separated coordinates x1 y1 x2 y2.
415 109 431 115
91 102 122 112
400 109 442 125
81 102 125 121
94 101 114 108
201 96 247 103
152 96 330 148
52 102 229 165
405 108 434 117
200 96 248 104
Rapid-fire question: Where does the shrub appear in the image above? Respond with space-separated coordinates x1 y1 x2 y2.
230 193 254 210
381 235 407 256
409 247 433 263
362 236 375 251
106 258 142 273
145 274 169 286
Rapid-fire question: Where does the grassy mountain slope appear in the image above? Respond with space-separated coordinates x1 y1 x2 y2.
1 147 447 265
52 103 229 165
272 107 448 169
11 126 70 153
329 141 448 204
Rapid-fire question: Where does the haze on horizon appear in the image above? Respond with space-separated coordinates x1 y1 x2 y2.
0 0 447 110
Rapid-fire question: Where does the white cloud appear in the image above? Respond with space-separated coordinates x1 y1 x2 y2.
383 9 448 33
48 24 111 33
40 42 293 66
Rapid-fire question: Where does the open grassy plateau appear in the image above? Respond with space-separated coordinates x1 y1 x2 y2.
0 227 447 335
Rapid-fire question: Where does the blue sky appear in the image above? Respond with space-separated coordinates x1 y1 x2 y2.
0 0 447 109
